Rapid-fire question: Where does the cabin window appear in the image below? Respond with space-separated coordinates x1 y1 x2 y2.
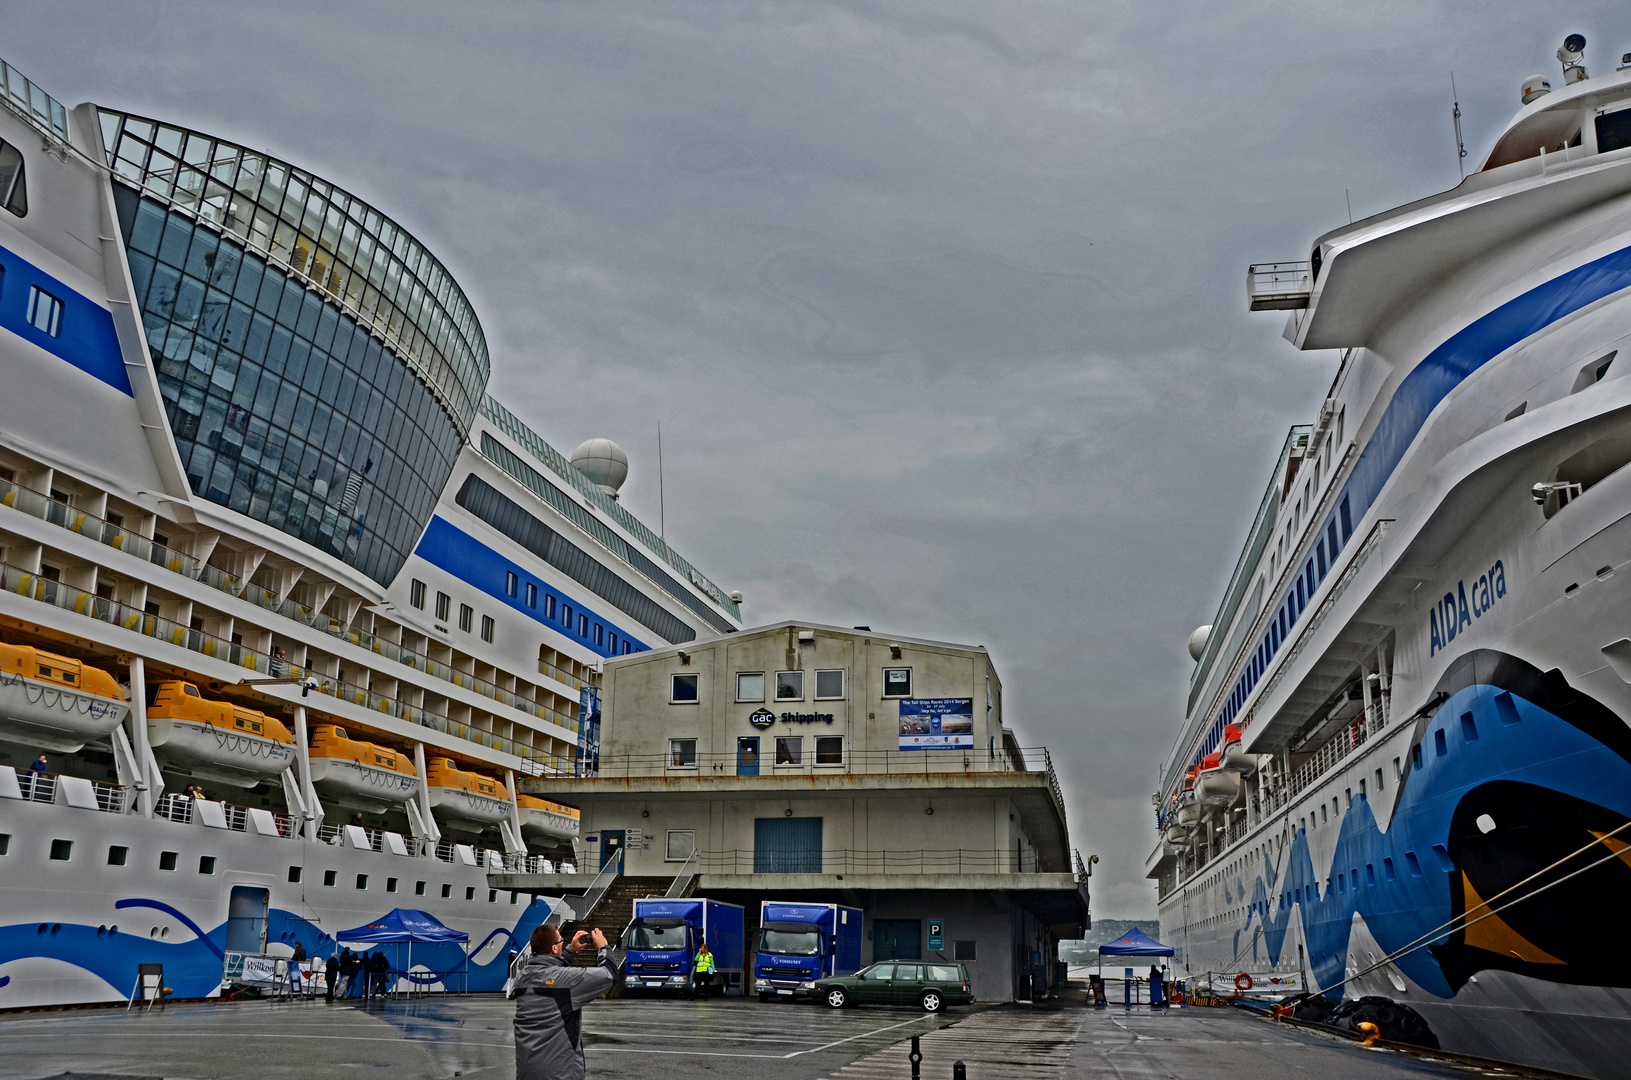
199 856 216 874
108 845 128 866
458 603 473 633
184 684 200 697
435 592 450 621
27 286 62 337
356 874 368 890
577 613 588 637
506 571 518 598
543 595 556 619
415 881 426 895
442 883 452 898
465 887 476 901
410 579 426 609
159 851 178 871
323 869 337 886
49 839 72 861
387 877 398 893
1597 107 1631 155
0 140 26 216
288 866 302 883
525 582 537 608
481 615 495 643
593 623 603 647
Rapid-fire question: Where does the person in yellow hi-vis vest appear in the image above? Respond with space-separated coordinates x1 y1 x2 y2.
692 942 716 1000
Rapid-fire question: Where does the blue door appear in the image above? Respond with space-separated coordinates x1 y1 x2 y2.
224 886 269 954
737 737 760 776
754 817 822 873
873 919 921 962
601 829 625 870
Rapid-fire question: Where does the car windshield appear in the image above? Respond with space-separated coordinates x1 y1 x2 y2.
758 929 821 956
627 923 688 951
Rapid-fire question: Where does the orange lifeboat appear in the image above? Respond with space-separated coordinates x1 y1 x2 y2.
146 680 295 788
425 757 512 826
0 642 128 752
516 794 581 842
307 724 420 809
1220 722 1262 774
1196 750 1243 808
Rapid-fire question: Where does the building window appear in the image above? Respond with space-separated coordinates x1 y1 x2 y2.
669 738 698 767
481 615 495 643
594 624 604 647
815 669 845 699
815 735 844 765
775 671 804 701
954 940 977 961
28 286 62 337
737 672 765 702
435 592 450 621
884 668 912 697
525 582 537 608
776 737 803 766
666 830 696 861
544 594 556 619
159 851 178 871
0 139 27 217
410 579 426 609
671 673 700 703
459 604 473 632
577 613 588 637
108 845 129 866
49 839 73 861
506 571 519 597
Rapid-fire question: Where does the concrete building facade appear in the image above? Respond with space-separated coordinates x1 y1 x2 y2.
519 621 1089 1002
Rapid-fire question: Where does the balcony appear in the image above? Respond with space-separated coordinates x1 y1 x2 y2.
1247 261 1313 311
0 477 581 734
0 561 572 774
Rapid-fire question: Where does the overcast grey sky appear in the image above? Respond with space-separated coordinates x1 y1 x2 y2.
13 2 1624 917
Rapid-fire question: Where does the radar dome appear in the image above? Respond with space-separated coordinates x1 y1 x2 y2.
1187 625 1212 663
571 438 629 497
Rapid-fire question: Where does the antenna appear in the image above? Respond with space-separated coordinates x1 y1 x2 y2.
657 421 666 544
1345 189 1352 223
1451 73 1467 179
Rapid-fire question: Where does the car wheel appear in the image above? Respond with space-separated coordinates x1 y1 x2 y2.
825 987 848 1009
921 990 943 1013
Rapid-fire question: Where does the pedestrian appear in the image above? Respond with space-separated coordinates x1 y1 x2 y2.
692 942 715 1000
1149 964 1164 1007
512 926 620 1080
342 948 361 998
27 754 47 799
325 951 340 1003
371 950 391 998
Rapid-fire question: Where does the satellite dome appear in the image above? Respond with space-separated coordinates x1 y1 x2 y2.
570 438 629 497
1187 625 1212 663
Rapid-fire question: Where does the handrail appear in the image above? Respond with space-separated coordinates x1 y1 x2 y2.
0 477 586 733
549 745 1051 779
664 847 700 898
0 559 572 774
682 848 1058 874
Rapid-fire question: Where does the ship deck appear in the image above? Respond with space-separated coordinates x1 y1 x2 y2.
0 994 1502 1080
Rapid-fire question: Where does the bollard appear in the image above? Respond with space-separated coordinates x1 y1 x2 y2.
910 1035 923 1080
953 1061 967 1080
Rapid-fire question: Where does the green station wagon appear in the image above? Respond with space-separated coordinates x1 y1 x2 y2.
815 962 973 1012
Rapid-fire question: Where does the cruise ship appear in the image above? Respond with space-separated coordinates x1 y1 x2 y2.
1148 36 1631 1079
0 57 742 1006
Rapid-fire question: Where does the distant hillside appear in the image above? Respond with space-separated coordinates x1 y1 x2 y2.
1059 919 1162 962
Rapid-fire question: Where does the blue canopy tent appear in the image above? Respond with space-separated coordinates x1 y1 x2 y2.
1097 926 1174 976
336 909 471 996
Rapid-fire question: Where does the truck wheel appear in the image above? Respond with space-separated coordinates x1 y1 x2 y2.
759 992 774 1003
825 987 848 1009
920 990 943 1013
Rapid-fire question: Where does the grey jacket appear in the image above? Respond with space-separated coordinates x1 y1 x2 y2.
512 948 620 1080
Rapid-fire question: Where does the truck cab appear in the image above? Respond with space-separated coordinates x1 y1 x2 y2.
623 898 745 997
755 902 863 1001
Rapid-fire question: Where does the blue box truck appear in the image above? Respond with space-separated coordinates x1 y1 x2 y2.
754 902 864 1000
622 898 745 997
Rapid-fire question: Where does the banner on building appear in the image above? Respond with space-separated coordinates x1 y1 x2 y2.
899 698 975 750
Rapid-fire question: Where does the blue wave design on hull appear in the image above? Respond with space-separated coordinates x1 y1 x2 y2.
0 899 552 1000
1232 651 1631 999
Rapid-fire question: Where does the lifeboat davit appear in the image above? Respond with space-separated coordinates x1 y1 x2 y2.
1175 767 1202 826
308 724 420 810
1219 722 1262 774
147 680 296 788
0 642 129 752
1196 751 1242 808
517 794 580 842
426 757 513 827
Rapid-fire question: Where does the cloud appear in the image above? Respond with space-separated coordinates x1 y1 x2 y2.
13 0 1619 917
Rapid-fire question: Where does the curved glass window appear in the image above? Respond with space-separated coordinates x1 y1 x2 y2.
114 187 463 585
96 110 488 434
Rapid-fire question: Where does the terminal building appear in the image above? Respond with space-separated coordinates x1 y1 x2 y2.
516 622 1090 1002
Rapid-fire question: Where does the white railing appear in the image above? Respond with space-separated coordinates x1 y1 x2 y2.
1247 261 1312 310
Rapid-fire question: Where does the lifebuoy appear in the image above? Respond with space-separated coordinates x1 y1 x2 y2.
1234 972 1253 992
